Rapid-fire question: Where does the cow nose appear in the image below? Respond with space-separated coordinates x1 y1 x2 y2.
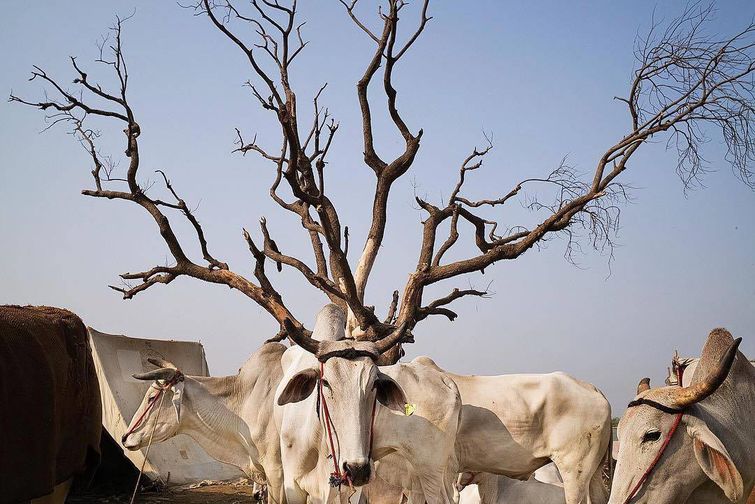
121 433 129 445
343 460 371 486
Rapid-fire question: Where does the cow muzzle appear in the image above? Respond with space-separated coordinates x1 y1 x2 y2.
121 433 140 451
343 460 371 486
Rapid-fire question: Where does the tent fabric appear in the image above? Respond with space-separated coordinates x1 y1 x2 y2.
88 327 243 485
0 306 101 503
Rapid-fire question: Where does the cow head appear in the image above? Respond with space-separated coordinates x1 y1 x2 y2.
122 357 185 451
609 335 743 504
277 304 408 486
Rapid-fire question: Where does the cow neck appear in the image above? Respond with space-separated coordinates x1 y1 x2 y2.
181 376 259 476
688 357 755 486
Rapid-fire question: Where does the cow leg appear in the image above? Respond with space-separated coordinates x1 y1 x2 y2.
407 473 427 504
282 474 308 504
264 465 286 504
587 467 608 504
442 466 462 504
553 456 590 504
555 421 611 504
559 455 611 504
560 475 588 504
560 466 608 504
415 468 455 504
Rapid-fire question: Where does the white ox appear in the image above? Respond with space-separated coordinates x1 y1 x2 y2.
274 304 461 504
416 357 612 504
121 343 287 503
457 471 566 504
610 329 754 504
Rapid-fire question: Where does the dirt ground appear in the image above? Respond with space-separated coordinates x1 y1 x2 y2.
68 483 257 503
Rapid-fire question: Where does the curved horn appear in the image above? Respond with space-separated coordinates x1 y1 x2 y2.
147 357 178 370
637 377 651 394
283 318 320 355
668 337 741 408
374 321 409 354
133 367 178 381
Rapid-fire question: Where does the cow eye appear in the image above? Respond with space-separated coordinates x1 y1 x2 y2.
642 430 661 443
321 379 331 390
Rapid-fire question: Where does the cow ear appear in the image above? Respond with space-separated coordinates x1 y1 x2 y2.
687 420 743 502
277 368 319 406
375 372 408 413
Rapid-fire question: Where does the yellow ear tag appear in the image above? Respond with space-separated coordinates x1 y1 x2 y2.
404 403 416 416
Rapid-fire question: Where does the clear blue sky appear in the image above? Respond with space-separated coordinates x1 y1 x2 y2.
1 1 753 414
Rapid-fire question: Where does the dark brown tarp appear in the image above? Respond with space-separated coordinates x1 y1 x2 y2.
0 306 101 503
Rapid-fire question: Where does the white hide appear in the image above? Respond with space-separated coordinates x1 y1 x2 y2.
610 330 755 504
122 343 287 503
415 357 612 504
274 305 461 504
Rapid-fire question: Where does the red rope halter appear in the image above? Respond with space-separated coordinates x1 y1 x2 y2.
319 362 378 489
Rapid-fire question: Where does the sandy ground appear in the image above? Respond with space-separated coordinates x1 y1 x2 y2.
68 483 257 503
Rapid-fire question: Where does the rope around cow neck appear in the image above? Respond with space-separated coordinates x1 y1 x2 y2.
129 387 167 504
319 361 351 489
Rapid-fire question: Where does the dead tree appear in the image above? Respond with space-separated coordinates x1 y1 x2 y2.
11 2 755 361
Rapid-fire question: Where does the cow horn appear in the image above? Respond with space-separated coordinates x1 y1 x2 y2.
374 321 409 354
147 357 179 370
667 337 741 408
133 367 179 381
637 377 651 394
283 318 320 355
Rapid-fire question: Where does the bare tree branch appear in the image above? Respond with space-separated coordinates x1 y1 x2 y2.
13 2 755 360
417 287 489 322
383 289 400 324
12 16 305 336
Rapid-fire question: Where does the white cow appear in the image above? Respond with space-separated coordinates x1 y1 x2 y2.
274 304 461 504
610 329 754 504
457 472 566 504
122 343 287 503
417 357 612 504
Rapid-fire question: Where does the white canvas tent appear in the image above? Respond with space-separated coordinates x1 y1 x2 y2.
88 327 244 485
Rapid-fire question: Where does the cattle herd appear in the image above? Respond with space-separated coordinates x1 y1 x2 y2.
1 303 752 504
